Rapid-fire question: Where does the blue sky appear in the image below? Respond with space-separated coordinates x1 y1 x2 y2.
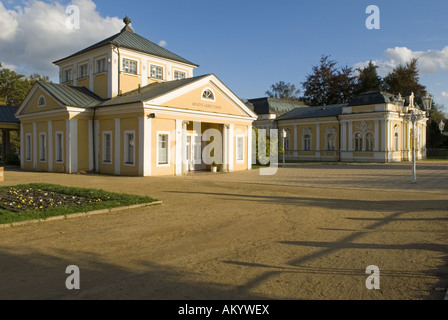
1 0 447 113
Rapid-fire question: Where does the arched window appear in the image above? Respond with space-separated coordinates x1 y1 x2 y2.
38 96 46 107
303 127 311 151
394 132 399 151
354 133 363 151
394 125 400 152
202 88 215 101
366 133 374 151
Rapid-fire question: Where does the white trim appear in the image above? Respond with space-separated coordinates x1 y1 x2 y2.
88 120 94 171
39 132 47 163
114 118 121 174
247 125 252 170
33 123 37 169
48 121 53 171
157 131 171 167
65 120 70 172
149 63 164 80
138 117 144 176
144 118 152 176
228 124 234 172
201 87 216 102
102 131 113 165
94 120 100 171
70 119 78 173
38 95 46 107
123 130 136 167
25 133 32 162
20 124 24 166
236 135 245 164
175 119 182 174
55 131 64 164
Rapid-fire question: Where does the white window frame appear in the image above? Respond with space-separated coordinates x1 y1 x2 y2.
157 131 170 167
366 132 375 152
25 133 32 162
150 64 164 80
39 132 47 162
95 57 107 74
38 95 46 107
354 132 363 151
303 134 311 151
236 135 245 163
124 130 136 166
122 58 138 75
63 68 73 82
102 131 113 164
201 88 215 102
55 131 64 163
78 63 89 79
173 70 186 80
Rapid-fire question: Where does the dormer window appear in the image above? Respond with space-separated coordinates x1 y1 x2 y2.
38 96 46 107
202 88 215 101
174 70 186 80
150 65 163 80
123 58 137 74
96 58 107 73
63 68 72 83
78 63 89 79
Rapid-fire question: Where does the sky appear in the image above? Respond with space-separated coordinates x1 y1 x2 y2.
1 0 447 114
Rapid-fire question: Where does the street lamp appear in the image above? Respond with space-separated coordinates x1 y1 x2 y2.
409 92 432 183
281 129 287 167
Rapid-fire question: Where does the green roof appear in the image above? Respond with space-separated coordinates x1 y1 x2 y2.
38 82 103 107
277 104 346 120
99 74 210 107
53 29 198 67
248 97 308 116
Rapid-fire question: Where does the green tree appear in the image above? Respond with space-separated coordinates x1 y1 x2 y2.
427 103 448 149
383 58 426 104
266 81 301 100
0 63 50 106
355 61 382 94
301 55 357 106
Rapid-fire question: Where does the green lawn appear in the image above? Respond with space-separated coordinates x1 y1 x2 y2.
0 183 157 225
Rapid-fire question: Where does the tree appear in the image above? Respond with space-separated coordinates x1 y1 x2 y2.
266 81 301 100
355 61 382 94
0 63 50 106
301 55 357 106
427 103 448 149
383 58 426 104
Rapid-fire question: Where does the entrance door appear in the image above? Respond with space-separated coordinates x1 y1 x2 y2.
186 134 204 171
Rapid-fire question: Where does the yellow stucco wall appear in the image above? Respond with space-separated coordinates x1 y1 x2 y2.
93 73 108 99
120 117 139 176
77 78 89 89
52 120 66 173
152 118 176 176
119 74 141 94
26 89 61 114
77 119 90 172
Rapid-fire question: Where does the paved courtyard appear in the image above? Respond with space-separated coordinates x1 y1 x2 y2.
0 161 447 300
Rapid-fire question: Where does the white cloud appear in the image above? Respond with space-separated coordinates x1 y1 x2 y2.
158 40 167 47
442 91 448 97
355 46 448 77
0 0 123 79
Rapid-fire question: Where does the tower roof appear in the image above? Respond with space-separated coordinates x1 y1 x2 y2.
53 16 198 67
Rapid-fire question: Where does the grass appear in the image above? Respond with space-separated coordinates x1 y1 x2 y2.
0 183 157 225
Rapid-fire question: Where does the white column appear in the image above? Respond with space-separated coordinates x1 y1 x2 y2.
89 56 94 92
175 119 183 176
88 120 94 171
114 118 120 175
145 117 152 176
65 120 70 173
247 125 252 170
228 124 234 172
48 120 53 172
33 122 37 170
94 120 100 172
71 119 78 173
374 120 379 151
381 119 387 151
348 121 353 151
222 124 228 172
293 124 298 156
20 124 24 168
315 123 320 157
182 121 188 174
341 121 347 151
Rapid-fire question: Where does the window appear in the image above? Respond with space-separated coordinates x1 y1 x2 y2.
202 89 215 101
366 133 374 151
63 69 72 82
394 125 400 152
38 96 46 107
150 65 163 80
124 131 135 165
236 136 244 162
354 133 363 151
123 58 137 74
327 134 335 151
303 134 311 151
39 133 46 162
174 70 186 80
157 133 169 165
96 58 107 73
102 132 112 163
55 132 64 163
25 134 32 161
78 63 89 79
284 132 290 151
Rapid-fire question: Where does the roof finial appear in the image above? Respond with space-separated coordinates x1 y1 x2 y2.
121 15 134 33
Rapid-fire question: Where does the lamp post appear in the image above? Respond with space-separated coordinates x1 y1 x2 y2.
409 92 432 183
281 129 286 167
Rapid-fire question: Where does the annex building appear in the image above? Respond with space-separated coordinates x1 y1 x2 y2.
248 91 428 163
16 16 257 176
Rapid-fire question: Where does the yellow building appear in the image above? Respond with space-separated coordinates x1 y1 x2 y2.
16 16 257 176
249 91 428 162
